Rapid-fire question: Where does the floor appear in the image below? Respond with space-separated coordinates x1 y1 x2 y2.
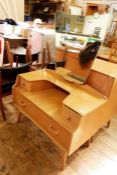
0 95 117 175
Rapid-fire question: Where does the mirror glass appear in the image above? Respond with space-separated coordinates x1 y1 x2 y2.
55 11 85 34
63 41 101 84
55 12 111 83
55 11 112 40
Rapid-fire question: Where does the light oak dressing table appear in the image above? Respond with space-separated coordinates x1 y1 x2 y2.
12 58 117 169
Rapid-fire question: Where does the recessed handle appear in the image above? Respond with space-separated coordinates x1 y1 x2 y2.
19 100 27 107
22 83 26 87
67 117 72 121
49 125 59 135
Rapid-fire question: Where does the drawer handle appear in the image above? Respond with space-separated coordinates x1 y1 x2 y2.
22 83 26 87
49 125 59 135
67 117 72 121
19 100 27 107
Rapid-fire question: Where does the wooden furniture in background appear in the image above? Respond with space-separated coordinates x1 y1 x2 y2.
97 44 117 63
86 3 99 15
5 41 14 67
5 40 33 66
56 47 66 62
104 22 117 47
30 42 52 71
0 37 4 67
103 10 117 47
2 35 27 65
97 46 111 61
13 58 117 169
24 0 65 22
109 42 117 62
0 61 31 121
86 3 109 15
0 39 31 121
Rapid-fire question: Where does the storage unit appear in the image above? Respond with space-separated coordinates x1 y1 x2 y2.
86 3 109 15
24 0 64 22
13 59 117 169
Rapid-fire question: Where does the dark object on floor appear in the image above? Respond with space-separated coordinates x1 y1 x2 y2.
1 63 30 94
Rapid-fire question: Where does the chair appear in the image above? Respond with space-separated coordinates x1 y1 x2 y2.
0 62 31 120
0 37 5 67
25 44 32 63
6 40 39 65
0 70 6 120
0 40 31 120
97 45 110 61
5 40 32 66
30 42 53 71
109 42 117 63
1 62 30 91
5 40 14 66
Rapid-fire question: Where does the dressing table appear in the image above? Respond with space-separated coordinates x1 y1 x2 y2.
12 58 117 169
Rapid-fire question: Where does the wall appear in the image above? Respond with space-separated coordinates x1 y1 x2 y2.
0 0 24 21
69 5 82 15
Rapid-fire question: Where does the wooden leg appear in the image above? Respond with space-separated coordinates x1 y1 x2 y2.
84 136 94 147
106 120 111 128
0 100 6 121
90 136 94 143
85 139 91 147
60 151 68 170
17 112 22 122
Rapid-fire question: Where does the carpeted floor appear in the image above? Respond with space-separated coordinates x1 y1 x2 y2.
0 95 61 175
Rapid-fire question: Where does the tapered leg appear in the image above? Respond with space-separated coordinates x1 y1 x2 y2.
84 139 91 147
84 136 94 147
0 100 6 121
60 151 68 170
106 120 111 128
17 112 22 122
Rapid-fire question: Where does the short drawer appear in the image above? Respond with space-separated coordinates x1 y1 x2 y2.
20 78 30 91
61 106 81 129
14 89 72 151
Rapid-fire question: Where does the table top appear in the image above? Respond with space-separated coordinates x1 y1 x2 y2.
0 33 27 40
11 46 39 55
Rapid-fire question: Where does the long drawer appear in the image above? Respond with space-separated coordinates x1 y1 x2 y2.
14 89 72 152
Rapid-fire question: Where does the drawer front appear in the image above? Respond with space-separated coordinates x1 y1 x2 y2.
20 78 31 91
61 106 81 129
20 78 55 92
14 89 72 151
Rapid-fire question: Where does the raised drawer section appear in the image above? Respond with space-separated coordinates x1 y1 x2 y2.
14 89 72 151
20 78 56 92
20 78 31 91
61 106 81 129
